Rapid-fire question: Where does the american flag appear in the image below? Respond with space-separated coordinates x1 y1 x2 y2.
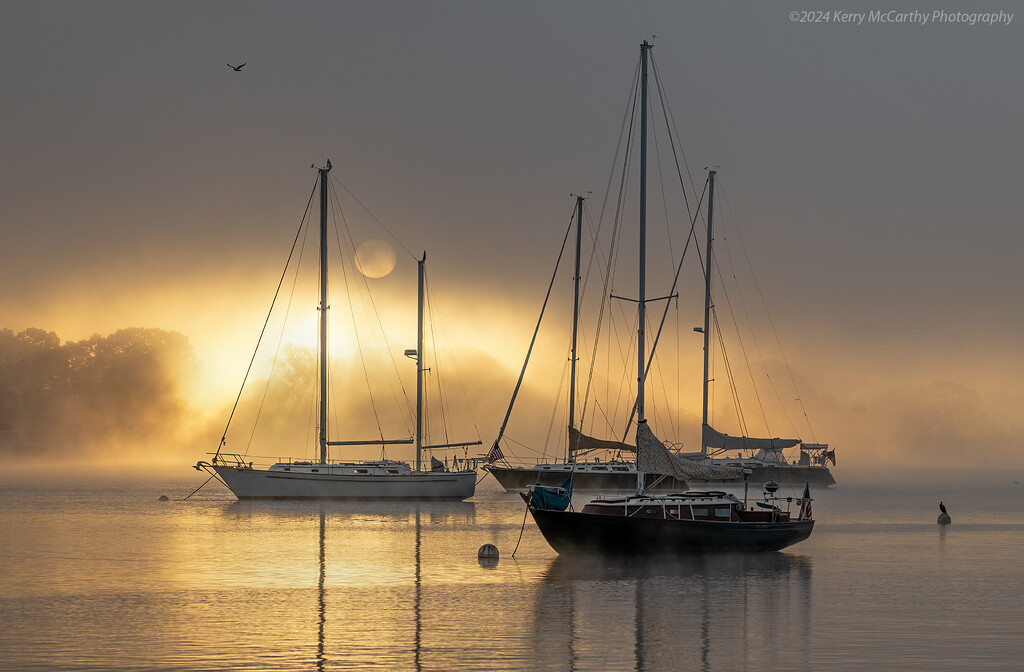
797 483 812 520
486 441 504 463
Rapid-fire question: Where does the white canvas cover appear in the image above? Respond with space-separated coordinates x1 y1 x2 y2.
637 422 745 483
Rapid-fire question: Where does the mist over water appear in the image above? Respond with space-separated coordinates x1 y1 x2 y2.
1 471 1022 671
4 322 1024 479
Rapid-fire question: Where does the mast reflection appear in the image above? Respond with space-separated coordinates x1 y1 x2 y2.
302 501 475 671
532 553 813 672
317 509 326 672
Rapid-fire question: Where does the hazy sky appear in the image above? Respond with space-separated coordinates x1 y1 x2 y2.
2 1 1022 472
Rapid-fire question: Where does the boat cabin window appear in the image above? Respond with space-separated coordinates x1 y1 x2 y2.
692 507 710 518
354 469 367 474
715 507 732 519
386 469 399 474
592 466 608 471
612 466 629 472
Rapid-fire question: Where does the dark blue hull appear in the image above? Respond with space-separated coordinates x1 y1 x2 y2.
529 508 814 554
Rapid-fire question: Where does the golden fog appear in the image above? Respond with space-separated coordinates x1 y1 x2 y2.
3 267 1022 479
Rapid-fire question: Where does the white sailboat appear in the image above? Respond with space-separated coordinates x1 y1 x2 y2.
680 170 837 488
487 41 836 491
195 161 478 499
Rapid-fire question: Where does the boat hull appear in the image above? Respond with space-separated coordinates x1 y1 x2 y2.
484 465 687 492
213 465 476 500
528 507 814 554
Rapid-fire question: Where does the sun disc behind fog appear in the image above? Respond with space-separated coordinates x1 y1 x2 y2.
354 239 397 278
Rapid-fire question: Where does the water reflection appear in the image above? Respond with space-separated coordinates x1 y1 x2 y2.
533 553 813 672
250 501 474 671
317 510 326 672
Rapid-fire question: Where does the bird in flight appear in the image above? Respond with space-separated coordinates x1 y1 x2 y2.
227 63 246 71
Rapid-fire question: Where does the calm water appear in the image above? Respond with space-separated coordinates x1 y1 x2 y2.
2 470 1022 671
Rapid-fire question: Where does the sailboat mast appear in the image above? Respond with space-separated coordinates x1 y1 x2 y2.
637 40 651 425
567 195 583 463
701 169 716 455
318 161 331 465
416 253 425 472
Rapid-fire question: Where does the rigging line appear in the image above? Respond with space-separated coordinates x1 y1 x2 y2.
712 308 749 437
424 277 453 447
718 181 814 442
647 93 678 266
328 182 416 435
423 278 483 440
245 211 313 456
650 54 698 220
590 53 644 261
328 173 418 262
711 186 797 436
577 69 639 439
501 434 551 457
215 179 318 459
576 206 612 349
543 353 571 457
620 179 709 441
712 251 771 436
492 210 576 450
328 184 413 430
329 192 389 448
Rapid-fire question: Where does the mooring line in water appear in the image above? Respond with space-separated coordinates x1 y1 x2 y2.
182 473 217 501
511 502 530 558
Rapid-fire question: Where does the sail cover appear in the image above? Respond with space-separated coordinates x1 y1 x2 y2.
569 427 635 454
702 424 800 451
637 422 745 482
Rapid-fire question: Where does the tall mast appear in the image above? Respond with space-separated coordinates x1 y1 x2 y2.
701 169 716 455
415 253 425 472
318 160 332 464
637 40 651 425
567 195 583 462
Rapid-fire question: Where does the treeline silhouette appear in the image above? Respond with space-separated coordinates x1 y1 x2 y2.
0 327 197 459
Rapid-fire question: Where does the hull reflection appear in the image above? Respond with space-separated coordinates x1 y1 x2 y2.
532 553 813 672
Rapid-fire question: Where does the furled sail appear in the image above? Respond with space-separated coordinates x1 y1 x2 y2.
568 427 635 454
637 422 745 483
702 424 800 451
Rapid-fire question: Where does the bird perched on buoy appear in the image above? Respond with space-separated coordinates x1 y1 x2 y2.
938 501 951 525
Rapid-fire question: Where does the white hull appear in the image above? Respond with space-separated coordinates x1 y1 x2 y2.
212 464 476 500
